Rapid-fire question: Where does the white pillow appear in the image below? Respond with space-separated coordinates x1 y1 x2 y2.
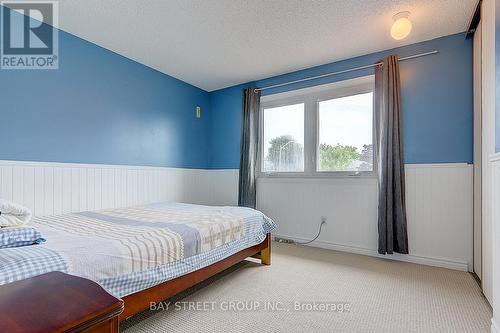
0 199 33 227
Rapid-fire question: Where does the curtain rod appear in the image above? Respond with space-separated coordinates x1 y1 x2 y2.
254 50 438 92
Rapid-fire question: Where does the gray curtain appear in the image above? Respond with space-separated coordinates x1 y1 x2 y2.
238 88 261 208
375 55 409 255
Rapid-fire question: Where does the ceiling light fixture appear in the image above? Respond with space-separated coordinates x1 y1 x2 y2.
391 11 412 40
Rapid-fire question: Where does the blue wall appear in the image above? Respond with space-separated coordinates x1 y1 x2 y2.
208 33 473 169
208 83 250 169
0 13 210 168
1 15 473 170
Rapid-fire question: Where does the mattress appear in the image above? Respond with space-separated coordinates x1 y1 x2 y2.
0 202 275 297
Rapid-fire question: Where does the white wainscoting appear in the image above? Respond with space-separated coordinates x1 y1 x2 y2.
205 169 239 206
0 160 220 216
0 160 473 272
255 163 473 271
186 163 473 271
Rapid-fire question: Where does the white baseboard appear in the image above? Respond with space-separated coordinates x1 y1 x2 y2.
273 234 469 272
492 319 500 333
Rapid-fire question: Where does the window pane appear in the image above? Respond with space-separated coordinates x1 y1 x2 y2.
262 103 304 172
318 92 373 172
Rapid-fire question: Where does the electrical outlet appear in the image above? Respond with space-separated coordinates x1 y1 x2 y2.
274 237 295 244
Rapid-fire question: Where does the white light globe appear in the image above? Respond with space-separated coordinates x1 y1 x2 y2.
391 16 412 40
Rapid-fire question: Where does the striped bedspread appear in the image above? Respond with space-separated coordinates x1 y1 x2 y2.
0 203 275 297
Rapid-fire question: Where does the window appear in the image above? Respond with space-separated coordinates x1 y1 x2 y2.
318 92 373 172
262 103 304 172
259 76 374 177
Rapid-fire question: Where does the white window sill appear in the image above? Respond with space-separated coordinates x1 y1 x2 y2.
258 172 377 180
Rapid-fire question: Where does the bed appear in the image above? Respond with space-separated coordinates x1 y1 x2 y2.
0 202 275 320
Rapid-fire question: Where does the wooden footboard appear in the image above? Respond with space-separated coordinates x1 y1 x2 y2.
120 233 271 321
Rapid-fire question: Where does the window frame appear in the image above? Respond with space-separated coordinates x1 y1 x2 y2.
258 75 376 178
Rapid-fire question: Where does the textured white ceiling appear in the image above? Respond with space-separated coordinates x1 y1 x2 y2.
54 0 477 91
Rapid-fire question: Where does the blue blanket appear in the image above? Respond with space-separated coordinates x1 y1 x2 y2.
0 203 275 297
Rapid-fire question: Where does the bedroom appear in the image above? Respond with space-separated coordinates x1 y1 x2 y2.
0 0 499 332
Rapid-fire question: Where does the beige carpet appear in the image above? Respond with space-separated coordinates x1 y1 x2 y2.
121 243 492 333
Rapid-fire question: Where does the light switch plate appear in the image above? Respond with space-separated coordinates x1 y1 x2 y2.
195 106 201 118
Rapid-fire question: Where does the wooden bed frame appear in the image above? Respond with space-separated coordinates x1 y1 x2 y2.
119 233 272 321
